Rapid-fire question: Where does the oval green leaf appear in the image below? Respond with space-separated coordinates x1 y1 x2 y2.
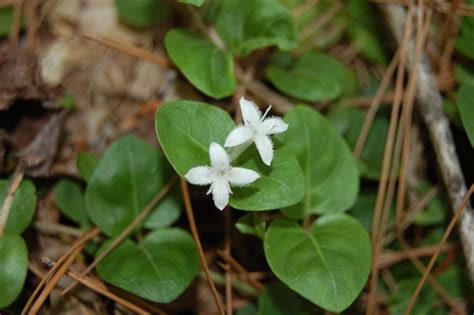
115 0 168 28
266 52 346 102
0 179 36 235
165 29 236 99
86 135 172 236
280 106 359 219
0 234 28 308
257 281 309 315
96 228 199 303
144 188 182 229
264 214 371 313
54 179 89 226
458 83 474 147
77 152 100 182
215 0 298 56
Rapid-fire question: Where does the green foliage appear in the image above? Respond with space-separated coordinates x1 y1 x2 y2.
456 2 474 59
96 228 199 303
266 52 346 102
165 29 236 99
235 213 266 239
143 189 182 229
0 7 25 38
264 214 371 313
280 106 359 219
257 281 309 315
76 152 100 182
413 182 447 226
458 84 474 147
86 136 172 236
0 234 28 308
215 0 298 55
328 106 388 179
156 100 305 211
345 0 386 64
0 179 36 235
54 179 89 226
387 278 435 315
179 0 205 6
115 0 168 28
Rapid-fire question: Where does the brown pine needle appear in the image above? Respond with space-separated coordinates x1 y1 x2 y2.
61 177 177 296
404 185 474 315
217 249 265 292
79 32 170 69
180 178 225 315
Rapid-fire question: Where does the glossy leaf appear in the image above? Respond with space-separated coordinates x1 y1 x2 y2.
215 0 298 56
165 29 236 99
178 0 205 6
266 52 346 102
257 281 309 315
155 100 235 176
156 100 305 211
280 106 359 219
0 179 36 235
96 228 199 303
86 136 172 236
264 215 371 312
458 84 474 147
54 179 89 226
0 234 28 308
230 144 305 211
115 0 168 28
77 152 100 182
235 213 266 239
144 188 182 229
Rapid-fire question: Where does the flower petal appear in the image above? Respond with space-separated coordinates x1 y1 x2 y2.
224 126 254 147
240 97 261 126
212 177 230 210
209 142 230 170
184 166 217 185
255 135 273 166
227 167 260 186
261 117 288 135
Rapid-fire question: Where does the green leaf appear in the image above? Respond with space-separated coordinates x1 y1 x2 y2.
458 84 474 147
77 152 100 182
0 234 28 308
230 144 305 211
456 10 474 59
280 106 359 219
0 7 25 38
178 0 205 6
54 179 89 226
257 281 309 315
387 278 436 315
454 64 474 86
156 100 305 211
96 228 199 303
413 181 446 226
155 100 235 176
86 136 172 236
215 0 298 56
115 0 168 28
0 179 36 235
327 106 388 179
266 52 346 102
235 213 266 238
237 304 257 315
144 188 182 229
264 215 371 313
165 29 236 99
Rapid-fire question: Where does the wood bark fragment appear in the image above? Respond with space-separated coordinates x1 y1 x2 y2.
380 4 474 282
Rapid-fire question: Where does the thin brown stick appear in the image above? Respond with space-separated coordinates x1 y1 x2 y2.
27 227 100 314
224 207 233 315
180 178 224 315
405 185 474 314
217 249 265 292
0 161 26 236
367 5 413 314
353 50 399 158
378 243 456 268
24 0 38 48
300 1 343 40
345 93 395 108
79 32 170 69
61 177 177 296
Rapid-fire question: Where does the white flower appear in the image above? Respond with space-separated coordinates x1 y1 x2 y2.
224 97 288 166
184 143 260 210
